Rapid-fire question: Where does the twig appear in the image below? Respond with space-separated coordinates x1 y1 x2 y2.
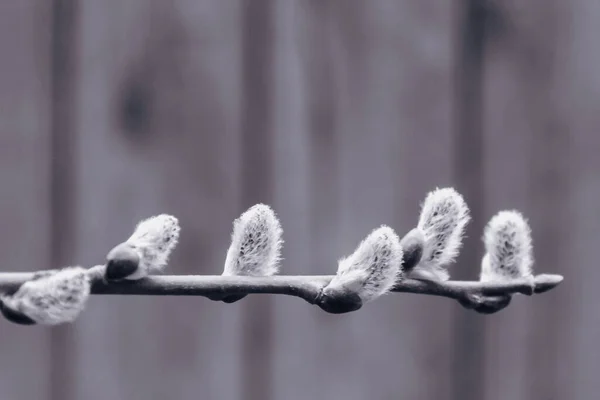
0 200 564 322
0 270 563 313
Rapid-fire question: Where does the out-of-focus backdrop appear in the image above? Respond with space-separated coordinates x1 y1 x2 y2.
0 1 595 399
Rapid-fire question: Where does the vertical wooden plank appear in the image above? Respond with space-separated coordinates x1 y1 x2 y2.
49 1 80 399
522 2 588 399
270 1 321 398
563 3 600 399
239 1 276 400
333 2 457 399
481 1 576 399
272 1 458 399
300 1 342 397
480 26 535 400
451 1 487 399
0 2 53 400
520 4 572 394
69 1 243 399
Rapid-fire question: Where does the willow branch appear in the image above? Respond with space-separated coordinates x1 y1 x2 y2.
0 269 563 313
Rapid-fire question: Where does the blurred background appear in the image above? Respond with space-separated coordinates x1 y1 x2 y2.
0 0 595 399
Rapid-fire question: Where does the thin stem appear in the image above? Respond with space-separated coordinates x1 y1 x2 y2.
0 270 563 309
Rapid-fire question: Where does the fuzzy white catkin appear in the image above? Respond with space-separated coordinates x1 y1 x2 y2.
125 214 180 279
480 210 533 282
1 267 91 325
327 225 403 303
223 204 283 277
410 187 471 281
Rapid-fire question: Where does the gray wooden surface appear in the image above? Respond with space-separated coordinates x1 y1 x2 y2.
0 1 593 399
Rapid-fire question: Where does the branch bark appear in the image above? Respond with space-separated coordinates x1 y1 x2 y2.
0 268 563 314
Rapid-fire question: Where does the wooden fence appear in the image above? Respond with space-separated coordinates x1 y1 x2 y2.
0 1 595 399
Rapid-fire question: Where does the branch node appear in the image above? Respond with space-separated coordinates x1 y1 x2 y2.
316 288 363 314
221 294 248 303
458 293 512 314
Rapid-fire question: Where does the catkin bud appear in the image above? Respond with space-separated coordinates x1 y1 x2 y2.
0 267 91 325
480 210 533 282
105 214 180 281
409 187 470 281
223 204 283 277
216 204 283 303
319 226 403 313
